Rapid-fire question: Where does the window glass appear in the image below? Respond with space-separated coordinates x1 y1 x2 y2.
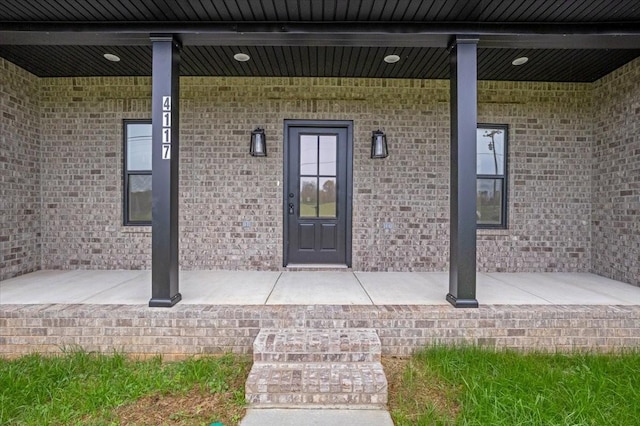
477 128 505 175
124 120 152 225
300 135 318 175
299 177 318 217
319 177 337 217
128 175 152 222
477 178 503 225
318 135 337 176
477 124 508 228
127 123 152 171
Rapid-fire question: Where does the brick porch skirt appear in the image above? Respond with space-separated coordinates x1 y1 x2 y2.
1 304 639 358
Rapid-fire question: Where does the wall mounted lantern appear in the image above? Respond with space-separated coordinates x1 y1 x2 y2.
371 129 388 159
250 127 267 157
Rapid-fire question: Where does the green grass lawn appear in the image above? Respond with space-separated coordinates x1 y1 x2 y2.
299 202 336 217
0 351 251 425
4 347 640 425
386 346 640 426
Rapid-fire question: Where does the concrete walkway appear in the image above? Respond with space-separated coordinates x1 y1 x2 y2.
240 409 394 426
1 270 640 305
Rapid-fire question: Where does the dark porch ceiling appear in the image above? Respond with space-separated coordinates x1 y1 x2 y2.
1 0 639 82
1 44 638 82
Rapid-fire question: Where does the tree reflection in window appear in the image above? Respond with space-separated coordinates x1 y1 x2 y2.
477 125 508 228
299 134 338 218
300 178 318 217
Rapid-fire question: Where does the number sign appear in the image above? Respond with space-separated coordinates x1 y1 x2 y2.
161 96 171 160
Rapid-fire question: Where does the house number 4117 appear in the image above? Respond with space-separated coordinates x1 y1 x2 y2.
161 96 171 160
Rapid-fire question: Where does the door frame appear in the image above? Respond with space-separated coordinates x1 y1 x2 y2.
283 119 353 267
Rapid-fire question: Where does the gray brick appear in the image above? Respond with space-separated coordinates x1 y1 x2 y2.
1 56 639 283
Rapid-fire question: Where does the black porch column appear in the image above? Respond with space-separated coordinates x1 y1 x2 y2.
149 35 182 307
447 36 479 308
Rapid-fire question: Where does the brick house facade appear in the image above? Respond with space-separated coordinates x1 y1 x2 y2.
1 56 638 286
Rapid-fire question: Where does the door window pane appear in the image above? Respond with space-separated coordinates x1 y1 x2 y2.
477 128 505 175
318 135 337 175
300 177 318 217
477 178 503 225
319 177 337 217
127 123 152 171
128 175 152 222
300 135 318 175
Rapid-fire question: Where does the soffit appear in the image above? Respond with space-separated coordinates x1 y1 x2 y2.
1 0 639 82
2 0 639 22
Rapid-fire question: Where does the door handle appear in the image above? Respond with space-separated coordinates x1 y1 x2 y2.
288 203 295 214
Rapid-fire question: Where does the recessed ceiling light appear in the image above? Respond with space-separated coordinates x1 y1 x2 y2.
512 56 529 66
234 53 250 62
103 53 120 62
384 54 401 64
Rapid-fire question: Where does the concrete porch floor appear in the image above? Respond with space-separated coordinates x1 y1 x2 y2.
1 270 639 306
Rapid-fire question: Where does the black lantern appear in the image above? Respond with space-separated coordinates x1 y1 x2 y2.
371 129 388 159
250 128 267 157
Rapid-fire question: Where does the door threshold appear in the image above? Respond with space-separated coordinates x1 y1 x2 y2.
286 264 349 269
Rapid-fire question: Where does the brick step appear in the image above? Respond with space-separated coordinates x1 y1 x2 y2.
246 328 387 409
245 362 388 408
253 328 381 363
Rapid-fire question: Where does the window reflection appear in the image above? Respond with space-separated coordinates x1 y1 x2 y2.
319 135 337 175
300 135 318 175
128 175 152 222
319 177 336 217
127 124 152 171
477 128 505 175
299 134 338 218
125 121 152 225
477 178 502 225
300 177 318 217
